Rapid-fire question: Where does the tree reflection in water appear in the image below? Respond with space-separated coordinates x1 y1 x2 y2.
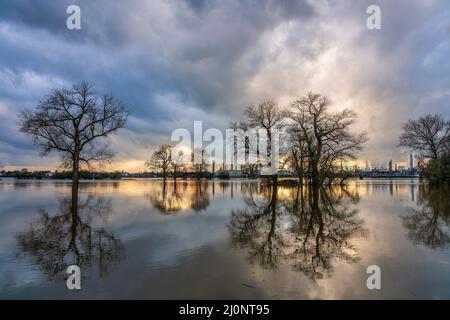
147 181 210 214
229 184 366 280
403 185 450 249
190 181 210 212
17 194 124 279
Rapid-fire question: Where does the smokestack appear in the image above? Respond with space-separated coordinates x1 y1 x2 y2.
409 154 414 170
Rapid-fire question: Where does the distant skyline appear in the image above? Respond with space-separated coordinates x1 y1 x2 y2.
0 156 419 173
1 0 450 172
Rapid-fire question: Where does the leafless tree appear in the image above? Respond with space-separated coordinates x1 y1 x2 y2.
243 99 286 184
171 149 185 180
289 92 367 186
228 121 258 176
147 144 172 180
287 124 309 183
399 114 450 161
191 148 210 180
20 81 129 202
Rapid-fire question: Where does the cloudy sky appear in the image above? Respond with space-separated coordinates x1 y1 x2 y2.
0 0 449 172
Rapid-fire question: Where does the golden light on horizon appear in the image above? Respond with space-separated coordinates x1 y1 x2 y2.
105 159 147 173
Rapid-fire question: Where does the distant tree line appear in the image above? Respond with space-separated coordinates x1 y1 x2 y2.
0 169 200 180
146 145 211 180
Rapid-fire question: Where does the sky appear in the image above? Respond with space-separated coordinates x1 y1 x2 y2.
0 0 449 172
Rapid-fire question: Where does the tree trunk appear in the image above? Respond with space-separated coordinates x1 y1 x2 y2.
266 183 278 244
71 152 80 213
311 161 319 187
272 174 278 186
298 157 304 185
69 187 79 255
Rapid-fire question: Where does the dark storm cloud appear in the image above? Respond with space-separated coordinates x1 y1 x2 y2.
0 0 304 167
0 0 65 31
0 0 317 123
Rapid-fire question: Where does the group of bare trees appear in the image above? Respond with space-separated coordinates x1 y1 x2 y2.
146 145 210 180
19 82 367 188
399 114 450 184
21 81 448 189
18 79 368 188
237 92 367 186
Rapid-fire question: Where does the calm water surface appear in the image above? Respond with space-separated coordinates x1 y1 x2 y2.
0 178 449 299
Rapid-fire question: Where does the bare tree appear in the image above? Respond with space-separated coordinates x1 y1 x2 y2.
399 114 450 161
171 149 185 180
287 124 309 183
243 99 286 184
191 148 210 180
228 121 256 174
20 81 129 202
399 114 450 184
147 144 172 180
289 92 367 186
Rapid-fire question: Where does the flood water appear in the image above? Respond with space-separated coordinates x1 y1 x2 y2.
0 178 449 299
